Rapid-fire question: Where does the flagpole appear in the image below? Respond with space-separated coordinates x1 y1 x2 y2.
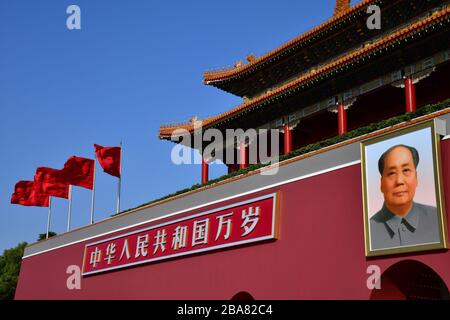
46 197 52 239
116 142 122 214
90 159 96 224
67 185 72 232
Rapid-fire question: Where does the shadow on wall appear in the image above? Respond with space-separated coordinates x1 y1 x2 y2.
370 260 450 300
231 291 255 300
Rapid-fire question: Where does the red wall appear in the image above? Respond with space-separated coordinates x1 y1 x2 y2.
15 139 450 300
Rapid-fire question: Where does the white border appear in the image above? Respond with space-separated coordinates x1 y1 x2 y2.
365 127 437 251
82 193 278 276
83 235 275 276
23 160 360 259
364 126 449 255
85 192 276 247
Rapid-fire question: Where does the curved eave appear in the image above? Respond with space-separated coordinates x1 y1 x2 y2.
160 6 450 140
203 0 378 85
159 124 195 141
159 117 220 141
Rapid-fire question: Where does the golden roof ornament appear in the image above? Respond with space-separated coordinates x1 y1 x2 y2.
190 116 202 126
334 0 350 17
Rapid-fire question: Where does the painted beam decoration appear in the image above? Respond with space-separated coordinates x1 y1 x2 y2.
82 193 279 275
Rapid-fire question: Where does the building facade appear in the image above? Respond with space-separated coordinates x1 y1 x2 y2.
16 0 450 299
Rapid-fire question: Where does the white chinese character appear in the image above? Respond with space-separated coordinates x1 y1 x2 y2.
192 218 209 246
89 247 101 268
172 225 188 250
119 239 131 261
135 234 149 258
241 206 260 237
153 229 167 254
215 213 233 241
104 243 116 265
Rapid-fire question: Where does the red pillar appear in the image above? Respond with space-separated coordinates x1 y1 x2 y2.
239 142 248 170
404 77 416 113
337 103 347 136
284 123 292 155
201 158 209 184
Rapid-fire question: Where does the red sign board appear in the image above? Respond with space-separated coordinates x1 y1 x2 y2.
82 193 279 275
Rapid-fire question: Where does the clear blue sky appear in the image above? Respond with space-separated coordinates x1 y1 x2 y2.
0 0 360 252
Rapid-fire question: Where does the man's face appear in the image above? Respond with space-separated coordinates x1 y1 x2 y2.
380 146 418 212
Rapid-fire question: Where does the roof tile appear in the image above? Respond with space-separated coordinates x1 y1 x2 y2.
161 6 450 139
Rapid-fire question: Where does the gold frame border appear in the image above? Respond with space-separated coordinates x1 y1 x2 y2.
273 191 281 240
360 119 448 258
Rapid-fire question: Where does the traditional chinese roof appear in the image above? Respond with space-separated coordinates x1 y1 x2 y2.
202 0 444 98
203 0 376 89
159 5 450 141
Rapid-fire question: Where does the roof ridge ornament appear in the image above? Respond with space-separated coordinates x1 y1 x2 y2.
246 54 255 63
334 0 351 17
190 116 203 127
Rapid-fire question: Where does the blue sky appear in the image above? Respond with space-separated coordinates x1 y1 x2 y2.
0 0 359 252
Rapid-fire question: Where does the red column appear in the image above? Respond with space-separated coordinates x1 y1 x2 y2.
284 123 292 155
337 103 347 136
201 158 209 184
239 142 248 170
404 77 416 113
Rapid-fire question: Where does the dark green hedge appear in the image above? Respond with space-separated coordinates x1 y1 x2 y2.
114 98 450 217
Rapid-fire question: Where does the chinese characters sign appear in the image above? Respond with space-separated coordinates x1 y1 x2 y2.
82 193 279 275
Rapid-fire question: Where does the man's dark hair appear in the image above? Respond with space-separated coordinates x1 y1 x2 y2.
378 144 420 175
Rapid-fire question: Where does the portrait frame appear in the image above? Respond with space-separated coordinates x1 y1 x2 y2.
361 119 448 257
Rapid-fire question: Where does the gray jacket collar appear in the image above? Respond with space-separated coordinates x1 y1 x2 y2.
381 202 419 234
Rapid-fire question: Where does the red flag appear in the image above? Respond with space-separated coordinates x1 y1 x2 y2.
35 181 69 199
11 181 33 204
34 167 69 198
62 156 94 189
35 167 65 184
94 144 121 178
11 181 49 207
